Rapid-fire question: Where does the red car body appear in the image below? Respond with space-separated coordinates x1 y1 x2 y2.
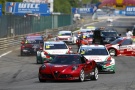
20 34 44 56
38 54 98 82
81 38 93 45
105 37 135 56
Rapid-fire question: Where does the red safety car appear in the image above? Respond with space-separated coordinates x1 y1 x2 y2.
105 37 135 56
20 34 44 56
38 54 98 82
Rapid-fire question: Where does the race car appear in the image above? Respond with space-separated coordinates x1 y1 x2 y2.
20 34 44 56
38 54 98 82
76 33 93 48
92 28 120 45
107 17 113 23
36 41 73 64
55 31 75 44
80 26 96 32
81 33 93 45
78 45 115 73
80 29 93 35
105 37 135 56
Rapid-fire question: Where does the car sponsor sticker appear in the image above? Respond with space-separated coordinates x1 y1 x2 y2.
46 45 50 48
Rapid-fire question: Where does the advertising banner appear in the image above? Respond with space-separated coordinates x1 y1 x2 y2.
6 2 50 15
0 4 2 16
125 6 135 16
72 8 93 14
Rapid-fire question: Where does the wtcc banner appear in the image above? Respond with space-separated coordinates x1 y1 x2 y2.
0 4 2 16
72 8 93 14
5 2 50 15
125 6 135 16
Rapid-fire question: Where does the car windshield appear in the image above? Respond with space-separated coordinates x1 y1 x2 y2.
87 34 93 38
58 32 71 36
101 31 117 37
25 36 43 44
110 38 123 45
50 55 81 65
45 43 67 50
79 47 108 55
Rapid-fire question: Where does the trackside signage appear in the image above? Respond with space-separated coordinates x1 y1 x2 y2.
0 4 2 16
72 8 93 14
125 6 135 16
5 2 50 15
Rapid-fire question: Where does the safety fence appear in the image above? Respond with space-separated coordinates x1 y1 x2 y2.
0 14 73 38
0 15 109 51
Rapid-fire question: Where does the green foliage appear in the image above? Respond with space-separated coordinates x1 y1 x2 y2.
0 0 23 14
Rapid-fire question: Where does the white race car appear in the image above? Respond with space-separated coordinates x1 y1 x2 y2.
55 31 75 44
107 17 113 23
78 45 115 73
36 41 73 64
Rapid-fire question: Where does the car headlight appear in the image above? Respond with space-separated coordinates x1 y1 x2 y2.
41 64 46 69
72 65 78 70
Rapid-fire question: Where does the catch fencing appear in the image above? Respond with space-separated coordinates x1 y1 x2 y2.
0 13 103 51
0 14 72 38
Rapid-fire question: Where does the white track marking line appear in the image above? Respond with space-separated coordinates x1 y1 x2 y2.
0 51 12 58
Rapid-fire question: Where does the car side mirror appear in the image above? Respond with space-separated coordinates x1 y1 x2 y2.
118 44 122 46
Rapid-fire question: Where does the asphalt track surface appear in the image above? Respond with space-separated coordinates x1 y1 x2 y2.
1 17 135 90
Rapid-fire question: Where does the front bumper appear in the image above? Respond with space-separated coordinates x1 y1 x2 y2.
21 48 39 54
97 62 115 72
39 72 80 81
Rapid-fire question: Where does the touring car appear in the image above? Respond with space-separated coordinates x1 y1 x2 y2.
78 45 115 73
92 28 120 45
55 31 75 44
106 37 135 56
38 54 98 82
36 41 73 64
20 34 44 56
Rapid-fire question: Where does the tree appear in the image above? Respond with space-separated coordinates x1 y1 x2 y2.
0 0 23 14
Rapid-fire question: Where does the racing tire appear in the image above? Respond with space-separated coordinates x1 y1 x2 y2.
108 48 117 56
90 67 98 80
38 74 46 82
79 69 85 82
